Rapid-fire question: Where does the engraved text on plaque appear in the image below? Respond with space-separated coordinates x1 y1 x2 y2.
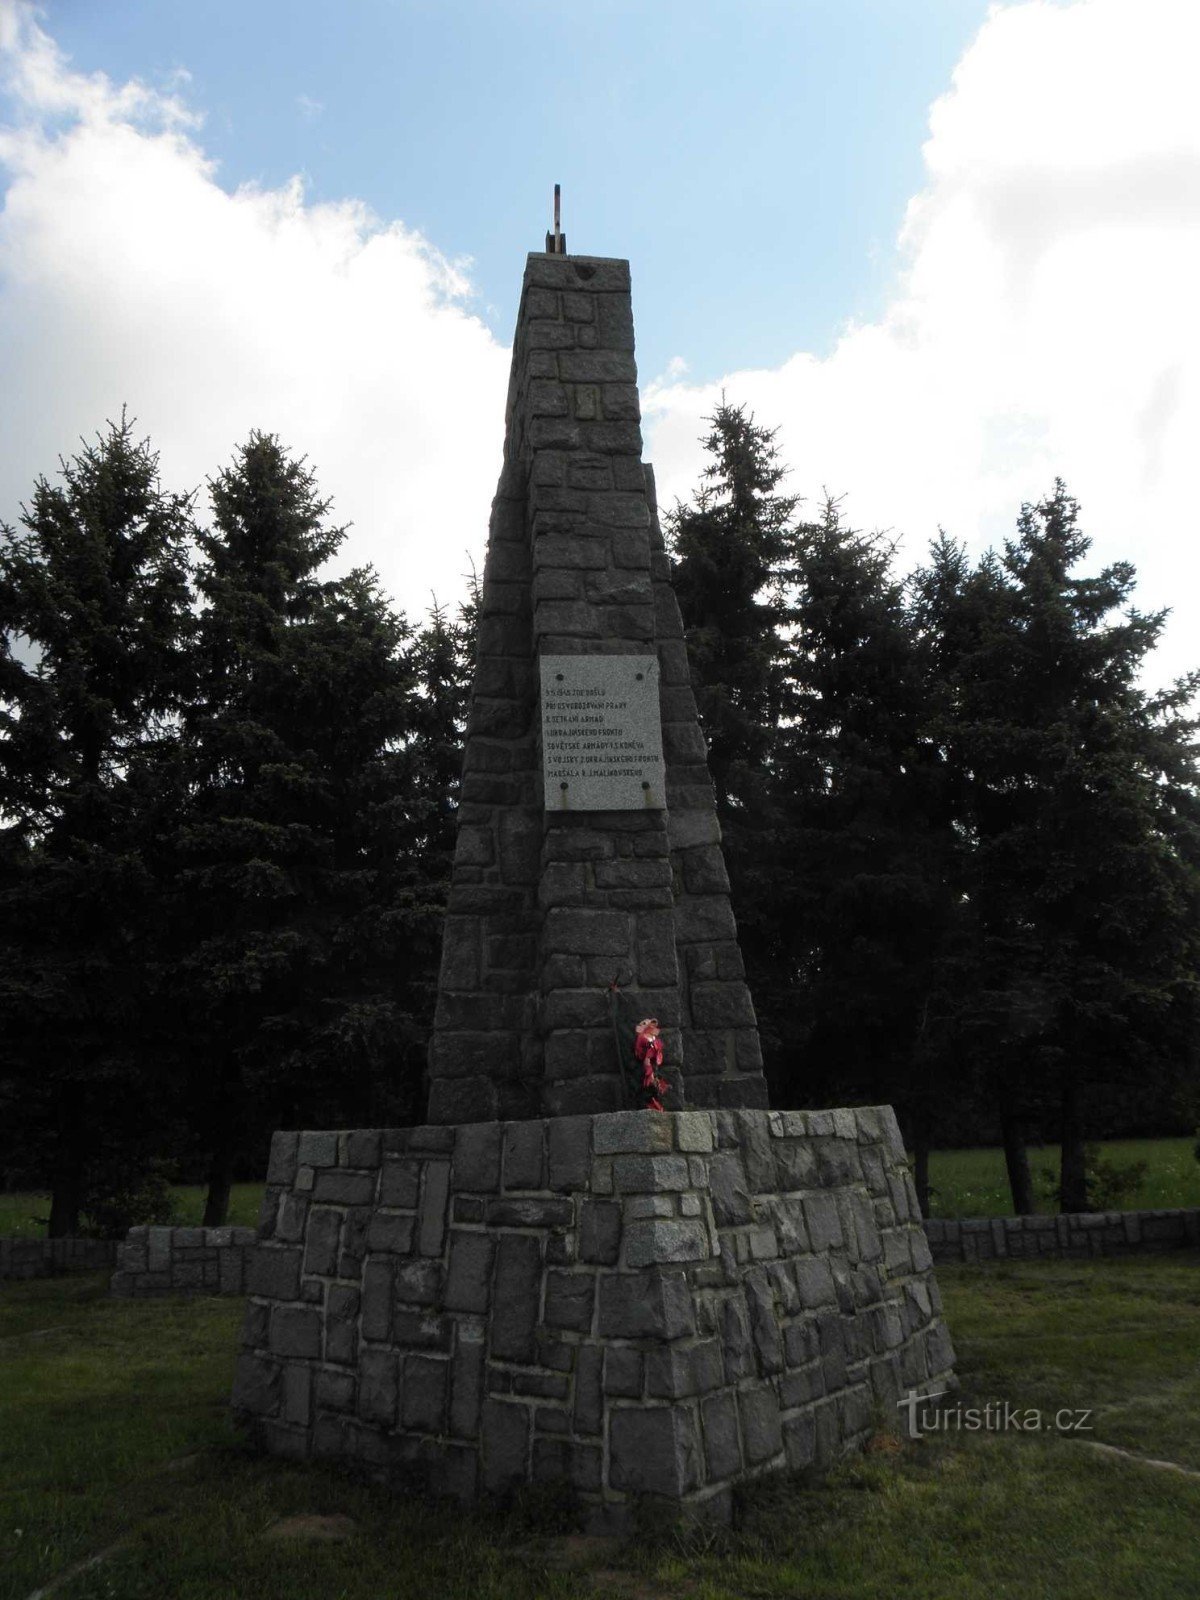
540 655 665 810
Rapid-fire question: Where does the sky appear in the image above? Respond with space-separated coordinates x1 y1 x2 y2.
1 0 1198 684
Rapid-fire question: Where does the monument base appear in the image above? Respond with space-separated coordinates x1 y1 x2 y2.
232 1106 954 1526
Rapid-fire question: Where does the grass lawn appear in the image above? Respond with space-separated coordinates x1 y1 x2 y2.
927 1136 1200 1219
0 1183 265 1240
2 1255 1199 1599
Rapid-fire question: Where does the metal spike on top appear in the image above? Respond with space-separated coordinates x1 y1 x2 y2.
544 182 566 255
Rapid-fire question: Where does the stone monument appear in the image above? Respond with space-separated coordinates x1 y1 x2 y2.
232 222 956 1526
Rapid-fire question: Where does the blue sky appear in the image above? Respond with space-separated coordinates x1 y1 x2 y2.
2 1 1198 684
39 0 990 382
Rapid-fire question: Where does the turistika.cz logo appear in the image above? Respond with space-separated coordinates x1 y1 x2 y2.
897 1388 1094 1440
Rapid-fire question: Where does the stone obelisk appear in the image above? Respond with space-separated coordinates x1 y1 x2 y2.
232 222 956 1526
428 248 764 1124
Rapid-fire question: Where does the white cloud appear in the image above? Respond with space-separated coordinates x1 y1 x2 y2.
296 93 323 120
643 0 1200 687
0 1 508 622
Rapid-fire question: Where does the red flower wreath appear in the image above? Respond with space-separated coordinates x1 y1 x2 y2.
633 1017 670 1112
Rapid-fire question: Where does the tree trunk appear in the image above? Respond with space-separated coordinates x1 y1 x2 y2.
48 1164 82 1238
1058 1073 1089 1213
202 1122 235 1227
47 1099 83 1237
999 1096 1035 1215
911 1104 932 1219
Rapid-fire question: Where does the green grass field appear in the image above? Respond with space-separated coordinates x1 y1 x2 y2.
3 1136 1198 1241
926 1136 1200 1219
0 1182 265 1240
2 1255 1199 1599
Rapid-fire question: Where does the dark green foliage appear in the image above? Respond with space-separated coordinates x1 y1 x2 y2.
671 408 1200 1209
666 402 799 1061
775 500 961 1147
78 1154 178 1239
1 420 474 1230
669 400 798 808
1036 1144 1149 1213
0 415 196 1233
165 433 442 1217
913 484 1200 1207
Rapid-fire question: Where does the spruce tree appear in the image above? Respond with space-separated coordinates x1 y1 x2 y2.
776 500 961 1197
916 485 1200 1211
0 416 195 1234
167 433 428 1223
667 401 799 1063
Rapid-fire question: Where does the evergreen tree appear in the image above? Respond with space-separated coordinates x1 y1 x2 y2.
0 417 195 1234
165 434 430 1223
915 485 1200 1211
667 402 800 1062
669 400 797 807
775 501 962 1199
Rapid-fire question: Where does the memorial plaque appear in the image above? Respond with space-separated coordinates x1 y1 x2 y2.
540 654 665 810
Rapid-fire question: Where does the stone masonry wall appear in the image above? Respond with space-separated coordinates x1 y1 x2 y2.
231 1105 953 1526
924 1207 1200 1264
0 1235 117 1281
110 1226 257 1296
428 253 762 1124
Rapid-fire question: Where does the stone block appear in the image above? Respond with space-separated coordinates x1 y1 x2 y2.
365 1211 415 1256
675 1112 715 1152
580 1201 621 1264
545 1270 595 1331
486 1197 573 1228
267 1131 300 1186
558 350 637 384
219 1250 245 1295
444 1233 495 1314
573 1344 604 1435
450 1330 486 1437
708 1152 753 1226
612 1154 690 1193
481 1399 530 1492
597 1269 696 1340
298 1131 338 1168
270 1305 322 1360
610 1406 700 1496
624 1219 710 1267
247 1246 301 1302
361 1258 393 1342
700 1390 741 1481
645 1339 723 1400
395 1258 442 1306
547 1117 592 1191
739 1383 784 1465
543 908 631 956
401 1354 449 1432
232 1352 281 1417
503 1121 546 1189
803 1193 844 1253
316 1368 356 1414
593 1109 674 1154
358 1349 398 1426
419 1162 452 1256
603 1346 643 1397
721 1294 755 1382
491 1233 542 1360
793 1257 837 1310
313 1169 376 1207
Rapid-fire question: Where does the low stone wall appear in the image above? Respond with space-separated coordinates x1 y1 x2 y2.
110 1225 258 1296
924 1207 1200 1264
230 1105 954 1526
0 1236 118 1280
